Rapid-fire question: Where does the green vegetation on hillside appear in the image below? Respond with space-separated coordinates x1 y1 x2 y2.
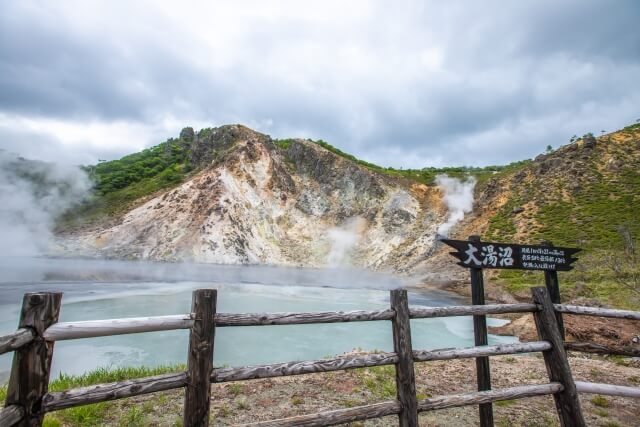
274 137 532 186
482 129 640 308
89 140 190 195
0 365 184 426
56 123 640 308
58 137 194 227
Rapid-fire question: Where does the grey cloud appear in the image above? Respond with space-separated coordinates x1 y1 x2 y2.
0 0 638 167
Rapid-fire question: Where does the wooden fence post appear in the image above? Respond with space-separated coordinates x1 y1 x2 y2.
531 287 585 426
5 292 62 427
468 235 493 427
184 289 217 427
541 241 565 339
390 289 418 427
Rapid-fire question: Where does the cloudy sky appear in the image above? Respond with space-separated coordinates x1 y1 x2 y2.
1 0 639 168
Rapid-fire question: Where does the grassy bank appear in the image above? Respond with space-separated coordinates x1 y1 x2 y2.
2 355 638 426
0 365 185 427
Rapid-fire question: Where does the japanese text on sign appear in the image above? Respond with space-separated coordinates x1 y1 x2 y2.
440 239 580 271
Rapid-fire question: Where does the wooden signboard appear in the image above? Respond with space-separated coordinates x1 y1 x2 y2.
440 236 581 427
440 239 580 271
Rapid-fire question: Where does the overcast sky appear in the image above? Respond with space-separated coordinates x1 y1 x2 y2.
1 0 639 167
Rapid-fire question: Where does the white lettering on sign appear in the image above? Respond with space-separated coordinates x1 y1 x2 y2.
463 243 514 267
463 244 482 266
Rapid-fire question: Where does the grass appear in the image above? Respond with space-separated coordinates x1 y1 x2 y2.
120 405 146 427
227 382 244 396
217 403 232 418
0 364 186 427
357 365 396 399
494 399 517 407
48 364 185 392
591 395 610 408
235 396 249 410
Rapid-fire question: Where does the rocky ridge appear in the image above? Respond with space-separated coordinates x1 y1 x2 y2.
60 125 447 271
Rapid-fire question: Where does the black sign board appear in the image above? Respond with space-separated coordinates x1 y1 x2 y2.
440 239 580 271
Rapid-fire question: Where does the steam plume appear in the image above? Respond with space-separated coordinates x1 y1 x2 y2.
326 217 365 267
435 174 476 237
0 151 91 256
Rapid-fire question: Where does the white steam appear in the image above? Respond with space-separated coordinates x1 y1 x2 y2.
0 151 91 256
435 174 476 237
326 217 365 267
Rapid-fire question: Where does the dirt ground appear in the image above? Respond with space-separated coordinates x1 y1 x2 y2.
70 352 639 427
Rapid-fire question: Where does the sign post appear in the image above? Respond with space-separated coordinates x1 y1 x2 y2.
468 236 493 427
441 237 580 427
541 241 565 339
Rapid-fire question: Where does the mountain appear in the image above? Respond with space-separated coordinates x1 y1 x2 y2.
56 123 640 307
447 123 640 307
59 125 448 272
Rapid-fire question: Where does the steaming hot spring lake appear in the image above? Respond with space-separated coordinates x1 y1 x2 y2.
0 258 517 383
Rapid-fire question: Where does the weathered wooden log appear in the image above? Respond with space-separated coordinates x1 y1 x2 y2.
0 328 34 355
390 289 418 426
417 383 563 412
409 303 537 319
467 235 493 427
413 341 551 362
42 309 395 341
565 342 640 357
532 287 586 426
184 289 217 427
0 405 25 427
5 292 62 427
43 314 193 341
212 352 397 383
215 309 394 326
239 400 401 427
42 372 187 412
575 381 640 398
554 304 640 320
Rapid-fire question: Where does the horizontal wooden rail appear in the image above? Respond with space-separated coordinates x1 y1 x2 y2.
42 310 395 341
215 309 395 326
409 303 537 319
554 304 640 320
42 304 543 342
212 352 397 383
565 342 640 357
413 341 551 362
0 405 25 427
417 383 563 411
575 381 640 398
240 400 401 427
0 328 34 354
42 372 187 412
43 315 193 341
240 383 563 426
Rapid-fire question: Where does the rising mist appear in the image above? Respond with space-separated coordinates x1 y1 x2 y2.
0 151 91 256
435 174 477 237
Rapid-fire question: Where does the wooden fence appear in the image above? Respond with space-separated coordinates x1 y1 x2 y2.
1 286 639 427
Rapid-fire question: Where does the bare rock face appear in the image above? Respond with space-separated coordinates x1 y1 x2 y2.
61 126 446 272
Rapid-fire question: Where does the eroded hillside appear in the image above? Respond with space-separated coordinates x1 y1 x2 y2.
59 125 447 271
443 124 640 307
55 123 640 307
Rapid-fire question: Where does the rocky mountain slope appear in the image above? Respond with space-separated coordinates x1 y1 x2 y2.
440 123 640 307
56 122 640 307
59 125 447 271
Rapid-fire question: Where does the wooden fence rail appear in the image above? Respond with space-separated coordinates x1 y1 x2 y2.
1 287 639 427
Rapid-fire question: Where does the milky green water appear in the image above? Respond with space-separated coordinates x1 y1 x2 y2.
0 259 517 382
